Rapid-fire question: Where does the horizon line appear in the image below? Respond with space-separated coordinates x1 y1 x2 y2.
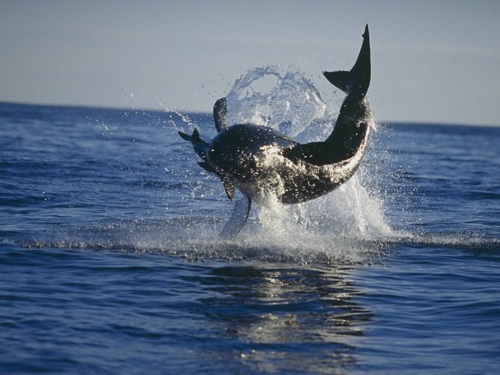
1 100 498 128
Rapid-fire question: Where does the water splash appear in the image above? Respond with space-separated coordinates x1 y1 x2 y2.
22 66 396 265
226 66 329 139
224 65 393 242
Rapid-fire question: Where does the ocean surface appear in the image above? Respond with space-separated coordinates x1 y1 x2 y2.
1 73 499 374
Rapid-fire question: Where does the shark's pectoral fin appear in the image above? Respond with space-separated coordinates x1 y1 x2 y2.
197 162 216 173
178 128 211 163
220 194 252 239
178 131 191 141
221 178 235 201
178 128 201 142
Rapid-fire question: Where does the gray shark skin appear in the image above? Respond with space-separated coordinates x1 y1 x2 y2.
179 25 372 238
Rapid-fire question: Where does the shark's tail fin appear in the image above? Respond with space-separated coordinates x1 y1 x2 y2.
323 24 370 98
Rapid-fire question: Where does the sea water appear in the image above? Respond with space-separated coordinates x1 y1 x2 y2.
1 68 499 374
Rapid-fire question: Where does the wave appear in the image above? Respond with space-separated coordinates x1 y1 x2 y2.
21 168 398 266
19 66 394 265
16 67 499 264
20 215 499 266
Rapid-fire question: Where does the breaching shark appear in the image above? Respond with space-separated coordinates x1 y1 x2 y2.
179 25 373 238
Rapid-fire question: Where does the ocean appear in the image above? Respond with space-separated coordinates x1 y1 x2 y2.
1 90 499 373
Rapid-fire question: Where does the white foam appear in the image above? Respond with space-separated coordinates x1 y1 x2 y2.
24 66 396 265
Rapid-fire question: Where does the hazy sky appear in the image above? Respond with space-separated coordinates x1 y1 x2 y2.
1 1 499 125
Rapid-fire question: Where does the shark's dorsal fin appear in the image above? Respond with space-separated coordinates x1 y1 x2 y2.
213 97 228 133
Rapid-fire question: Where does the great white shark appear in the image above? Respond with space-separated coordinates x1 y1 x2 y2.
179 25 373 238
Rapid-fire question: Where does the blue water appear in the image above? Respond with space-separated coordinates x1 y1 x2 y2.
1 99 499 374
